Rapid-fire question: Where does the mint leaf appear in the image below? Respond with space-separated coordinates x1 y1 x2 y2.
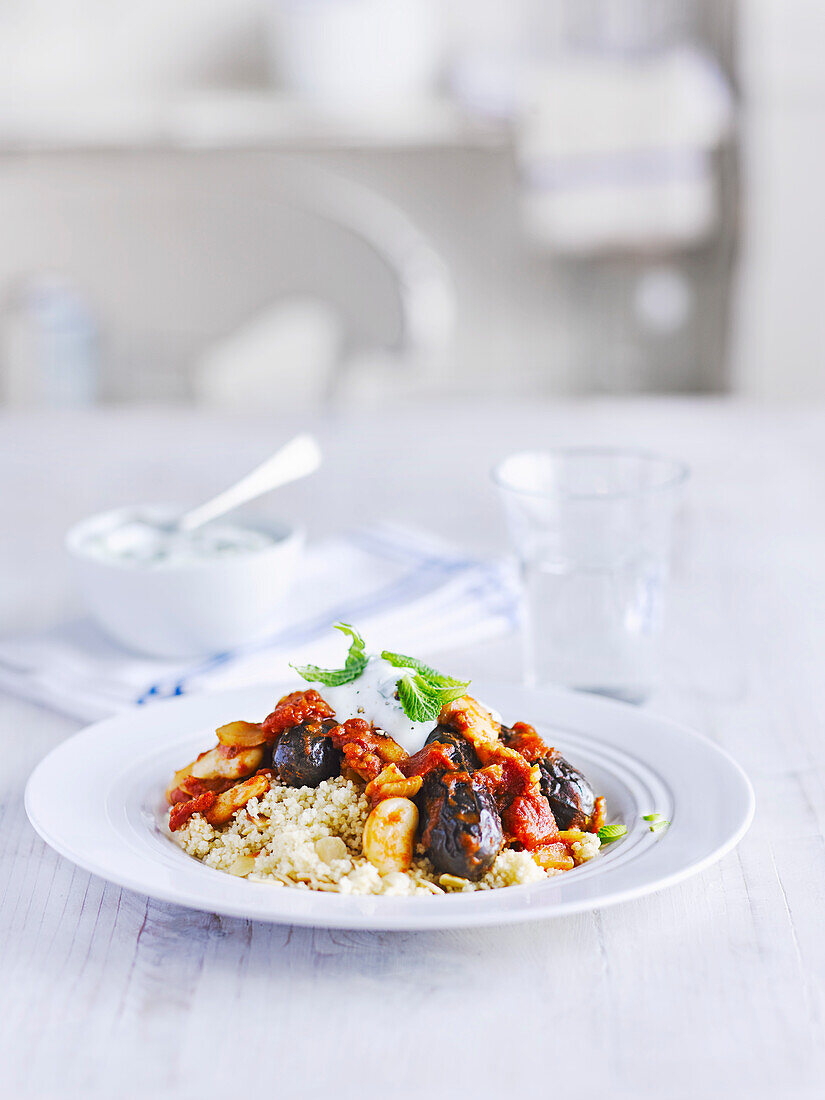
291 663 364 687
433 680 471 705
380 650 434 675
381 650 442 679
381 651 469 692
396 674 443 723
292 622 368 687
335 622 366 663
382 650 470 722
598 823 627 843
642 812 670 832
292 633 469 718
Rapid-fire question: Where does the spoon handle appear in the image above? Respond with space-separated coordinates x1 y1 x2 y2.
177 433 322 533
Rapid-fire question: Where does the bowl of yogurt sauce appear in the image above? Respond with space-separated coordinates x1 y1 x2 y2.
66 506 304 657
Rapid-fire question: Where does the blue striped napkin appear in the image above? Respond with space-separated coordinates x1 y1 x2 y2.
0 524 517 722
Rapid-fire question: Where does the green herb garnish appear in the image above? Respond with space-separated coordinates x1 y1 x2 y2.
292 629 470 721
381 650 470 723
643 813 670 833
598 823 628 843
292 623 368 686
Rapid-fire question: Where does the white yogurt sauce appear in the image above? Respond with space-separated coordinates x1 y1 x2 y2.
80 514 276 568
312 656 435 756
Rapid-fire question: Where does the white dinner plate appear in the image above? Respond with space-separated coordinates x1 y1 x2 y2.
25 682 754 930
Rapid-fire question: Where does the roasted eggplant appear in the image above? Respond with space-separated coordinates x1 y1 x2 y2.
272 719 341 788
424 726 481 771
500 725 596 831
417 769 503 880
535 752 596 830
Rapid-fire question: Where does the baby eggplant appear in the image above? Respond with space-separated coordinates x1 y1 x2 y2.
272 719 341 788
424 726 481 772
499 725 596 831
417 770 504 881
535 752 596 830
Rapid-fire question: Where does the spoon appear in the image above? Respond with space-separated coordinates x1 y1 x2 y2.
172 433 322 534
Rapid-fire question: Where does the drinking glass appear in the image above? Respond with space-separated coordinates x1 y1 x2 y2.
493 448 689 704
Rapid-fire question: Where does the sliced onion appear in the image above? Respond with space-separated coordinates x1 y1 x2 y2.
215 720 268 748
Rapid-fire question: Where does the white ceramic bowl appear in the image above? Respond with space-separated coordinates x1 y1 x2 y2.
66 506 304 658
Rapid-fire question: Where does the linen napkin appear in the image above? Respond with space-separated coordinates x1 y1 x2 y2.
0 523 517 722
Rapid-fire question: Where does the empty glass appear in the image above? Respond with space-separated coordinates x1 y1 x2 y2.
493 449 688 704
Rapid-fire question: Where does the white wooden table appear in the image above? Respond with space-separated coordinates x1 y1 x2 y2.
1 400 822 1099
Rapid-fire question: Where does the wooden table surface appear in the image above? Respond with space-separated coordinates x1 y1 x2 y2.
1 399 822 1099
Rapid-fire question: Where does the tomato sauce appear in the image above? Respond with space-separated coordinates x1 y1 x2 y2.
261 690 335 738
504 721 551 763
442 727 559 852
501 792 558 850
327 718 408 781
399 742 457 780
169 790 217 832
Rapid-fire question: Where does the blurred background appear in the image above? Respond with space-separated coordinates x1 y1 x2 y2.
0 0 820 411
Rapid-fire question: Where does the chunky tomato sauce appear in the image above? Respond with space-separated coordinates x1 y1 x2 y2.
168 774 236 806
399 742 457 780
411 721 561 852
500 792 558 849
262 690 334 738
327 718 407 781
169 790 216 832
504 721 551 763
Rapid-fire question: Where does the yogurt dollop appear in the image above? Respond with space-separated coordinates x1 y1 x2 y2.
312 656 436 756
80 513 276 568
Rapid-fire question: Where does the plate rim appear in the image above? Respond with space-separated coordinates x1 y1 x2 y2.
25 682 756 930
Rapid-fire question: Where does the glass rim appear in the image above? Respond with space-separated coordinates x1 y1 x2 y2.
491 447 690 502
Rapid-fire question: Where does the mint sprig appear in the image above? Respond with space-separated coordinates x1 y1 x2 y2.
598 823 627 843
293 623 368 687
291 631 469 720
643 813 670 832
380 651 462 688
382 650 470 723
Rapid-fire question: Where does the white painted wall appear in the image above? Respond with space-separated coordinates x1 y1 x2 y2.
0 146 738 402
732 0 825 397
0 0 739 403
0 1 265 97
